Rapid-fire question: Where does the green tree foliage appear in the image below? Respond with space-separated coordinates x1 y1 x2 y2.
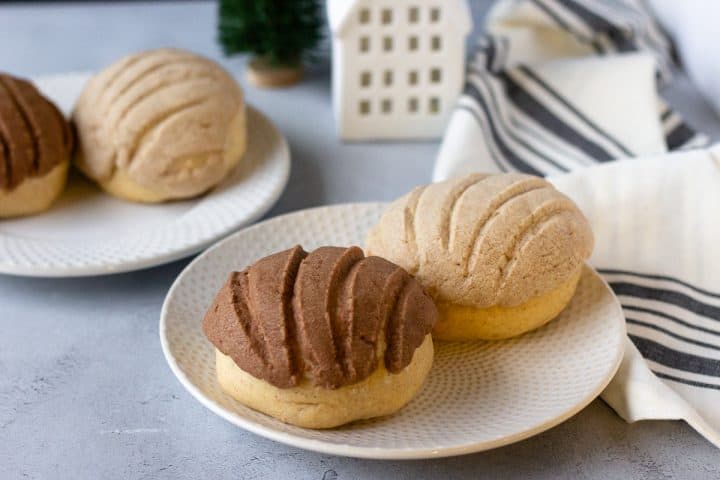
218 0 323 65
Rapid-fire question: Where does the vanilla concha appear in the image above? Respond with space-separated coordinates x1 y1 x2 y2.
366 173 594 340
72 48 246 202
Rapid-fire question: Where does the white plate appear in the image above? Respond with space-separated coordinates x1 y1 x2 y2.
0 73 290 277
160 203 626 459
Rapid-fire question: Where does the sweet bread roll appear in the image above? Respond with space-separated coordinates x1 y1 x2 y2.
366 173 593 341
0 73 72 218
73 48 246 203
203 245 437 429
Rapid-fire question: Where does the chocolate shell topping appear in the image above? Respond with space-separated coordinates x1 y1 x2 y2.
203 246 438 389
0 73 73 191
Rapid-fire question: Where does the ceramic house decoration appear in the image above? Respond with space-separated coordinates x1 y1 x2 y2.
328 0 472 141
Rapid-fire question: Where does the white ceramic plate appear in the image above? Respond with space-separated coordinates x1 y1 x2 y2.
160 203 626 459
0 73 290 277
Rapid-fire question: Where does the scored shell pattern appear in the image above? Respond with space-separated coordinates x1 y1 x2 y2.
0 73 72 190
366 173 594 308
72 48 243 193
203 246 437 389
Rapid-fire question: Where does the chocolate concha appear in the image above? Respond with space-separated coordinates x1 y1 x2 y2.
203 246 437 390
0 73 72 191
366 173 594 308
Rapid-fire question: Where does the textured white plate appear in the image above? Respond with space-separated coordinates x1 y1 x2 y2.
0 73 290 277
160 203 626 459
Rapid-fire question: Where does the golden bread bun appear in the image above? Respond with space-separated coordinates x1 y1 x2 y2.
72 48 245 202
0 161 69 218
366 173 593 340
215 335 433 429
203 246 438 428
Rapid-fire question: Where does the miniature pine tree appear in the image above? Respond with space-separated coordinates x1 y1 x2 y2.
218 0 323 87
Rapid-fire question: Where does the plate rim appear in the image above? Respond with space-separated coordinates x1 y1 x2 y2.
0 105 290 278
159 202 627 460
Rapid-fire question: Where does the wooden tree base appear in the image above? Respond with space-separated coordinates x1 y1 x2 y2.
246 57 303 88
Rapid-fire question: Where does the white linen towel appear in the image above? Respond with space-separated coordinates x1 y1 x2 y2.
552 148 720 448
434 0 719 447
435 0 707 181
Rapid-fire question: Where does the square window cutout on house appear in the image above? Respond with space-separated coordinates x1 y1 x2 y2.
429 97 440 114
382 99 393 113
408 70 419 86
431 36 442 51
382 8 392 25
359 100 371 115
408 36 419 51
430 68 442 83
409 6 420 23
384 70 393 86
383 36 393 52
359 36 370 53
360 71 371 87
359 8 370 24
408 97 419 113
430 7 441 22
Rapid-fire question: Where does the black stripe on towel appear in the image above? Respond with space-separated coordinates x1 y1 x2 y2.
485 36 497 71
462 83 543 176
653 371 720 391
598 269 720 299
499 71 615 162
623 305 720 338
473 73 570 173
555 0 636 53
557 0 673 85
626 318 720 352
531 0 604 53
517 66 635 157
611 282 720 321
666 123 698 150
629 334 720 377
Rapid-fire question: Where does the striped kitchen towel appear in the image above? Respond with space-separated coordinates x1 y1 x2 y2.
551 149 720 448
434 0 719 447
434 0 708 180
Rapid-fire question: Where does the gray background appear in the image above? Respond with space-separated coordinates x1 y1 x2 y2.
1 1 719 479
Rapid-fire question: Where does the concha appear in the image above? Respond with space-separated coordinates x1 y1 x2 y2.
366 173 594 308
72 48 245 201
203 246 437 389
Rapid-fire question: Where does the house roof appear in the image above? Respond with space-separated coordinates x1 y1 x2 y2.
327 0 473 37
327 0 356 34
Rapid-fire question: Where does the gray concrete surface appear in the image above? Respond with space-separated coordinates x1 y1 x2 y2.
1 1 719 479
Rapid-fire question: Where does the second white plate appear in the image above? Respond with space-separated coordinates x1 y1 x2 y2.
160 203 626 459
0 73 290 277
